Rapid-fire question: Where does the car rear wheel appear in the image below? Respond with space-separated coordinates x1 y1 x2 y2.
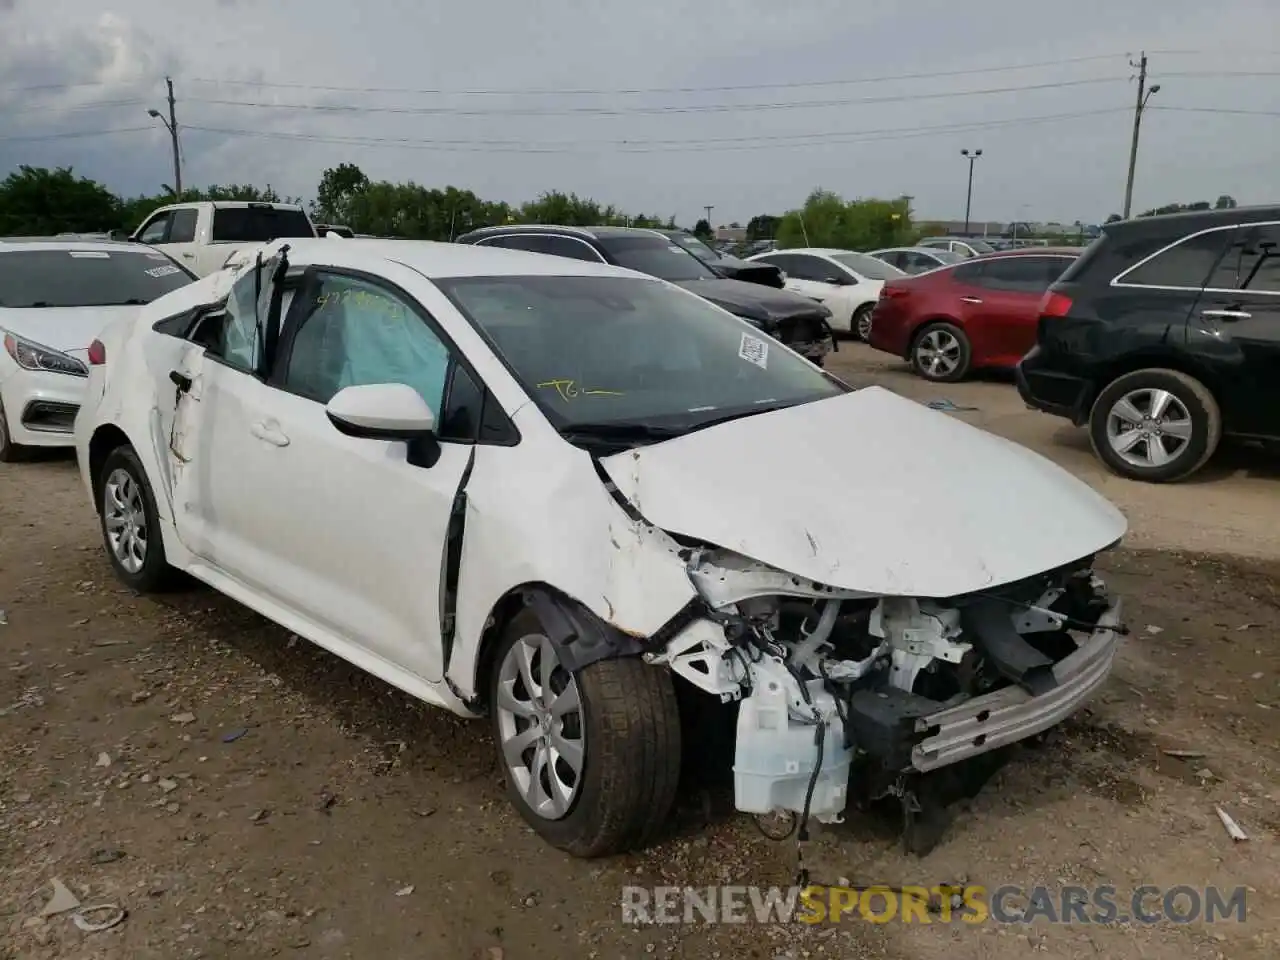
0 399 21 463
852 304 874 342
911 321 972 382
490 607 681 857
96 445 178 591
1088 369 1221 483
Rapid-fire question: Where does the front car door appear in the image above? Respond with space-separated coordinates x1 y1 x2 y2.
1190 221 1280 438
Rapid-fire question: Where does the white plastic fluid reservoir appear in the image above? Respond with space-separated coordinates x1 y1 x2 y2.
732 673 852 819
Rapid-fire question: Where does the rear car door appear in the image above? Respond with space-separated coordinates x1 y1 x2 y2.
1191 222 1280 438
952 257 1059 366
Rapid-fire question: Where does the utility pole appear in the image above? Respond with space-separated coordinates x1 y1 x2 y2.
703 205 714 228
960 148 982 235
147 77 182 197
1122 53 1160 220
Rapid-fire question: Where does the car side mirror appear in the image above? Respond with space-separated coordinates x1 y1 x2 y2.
327 383 441 467
824 275 852 286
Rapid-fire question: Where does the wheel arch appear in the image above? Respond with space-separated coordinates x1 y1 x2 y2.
1086 350 1223 423
87 424 136 513
466 582 654 714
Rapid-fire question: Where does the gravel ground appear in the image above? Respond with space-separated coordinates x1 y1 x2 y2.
2 351 1278 959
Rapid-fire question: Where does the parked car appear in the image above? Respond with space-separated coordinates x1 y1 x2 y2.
868 248 1080 382
0 239 196 461
75 237 1127 856
918 237 997 259
746 248 906 341
130 201 319 278
653 230 785 288
1018 205 1280 484
455 225 834 365
867 246 963 275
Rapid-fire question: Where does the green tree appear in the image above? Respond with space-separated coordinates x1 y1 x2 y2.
746 214 778 241
1215 194 1238 210
0 165 120 236
692 218 712 239
775 189 913 251
313 163 370 224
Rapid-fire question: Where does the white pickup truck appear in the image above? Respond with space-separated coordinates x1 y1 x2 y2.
129 201 318 277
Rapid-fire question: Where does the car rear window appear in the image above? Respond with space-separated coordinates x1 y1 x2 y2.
1054 235 1107 284
0 249 196 308
211 207 315 243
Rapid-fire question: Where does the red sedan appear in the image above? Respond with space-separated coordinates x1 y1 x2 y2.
867 248 1080 382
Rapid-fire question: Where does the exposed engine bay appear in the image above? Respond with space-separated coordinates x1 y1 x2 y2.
648 546 1124 851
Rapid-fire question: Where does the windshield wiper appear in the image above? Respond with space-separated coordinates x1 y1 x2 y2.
683 401 798 434
100 299 150 306
559 421 685 446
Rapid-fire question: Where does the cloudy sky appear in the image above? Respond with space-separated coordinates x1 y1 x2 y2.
1 0 1277 227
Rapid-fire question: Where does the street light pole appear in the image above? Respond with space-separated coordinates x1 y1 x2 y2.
960 148 982 236
1122 52 1160 220
147 77 182 197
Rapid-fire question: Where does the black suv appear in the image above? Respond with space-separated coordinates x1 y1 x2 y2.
455 225 834 365
1017 205 1280 483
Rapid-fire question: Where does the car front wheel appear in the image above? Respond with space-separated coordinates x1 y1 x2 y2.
911 321 972 382
96 445 178 591
490 607 681 857
1088 369 1222 483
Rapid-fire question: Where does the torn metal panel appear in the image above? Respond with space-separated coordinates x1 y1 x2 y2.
600 386 1128 598
445 407 698 700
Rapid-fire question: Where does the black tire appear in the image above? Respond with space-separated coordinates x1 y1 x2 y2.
0 398 22 463
1088 368 1221 483
490 607 681 857
851 304 874 342
95 445 179 592
911 321 972 382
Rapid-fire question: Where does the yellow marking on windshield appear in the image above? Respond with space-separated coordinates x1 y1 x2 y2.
536 379 624 401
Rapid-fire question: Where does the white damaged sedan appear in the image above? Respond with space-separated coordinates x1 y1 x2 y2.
74 238 1127 856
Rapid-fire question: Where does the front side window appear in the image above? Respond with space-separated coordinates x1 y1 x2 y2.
282 273 452 415
597 237 718 281
1119 229 1235 289
137 214 171 244
168 209 198 244
0 249 195 308
438 275 844 433
1206 225 1280 293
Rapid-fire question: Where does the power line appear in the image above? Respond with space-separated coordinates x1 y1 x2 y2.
0 125 152 143
179 108 1131 155
182 77 1128 118
1149 105 1280 118
2 98 147 116
185 53 1129 97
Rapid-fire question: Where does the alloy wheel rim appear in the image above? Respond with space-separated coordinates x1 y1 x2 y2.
1105 388 1193 469
916 329 961 377
103 468 148 574
495 632 585 820
856 309 873 340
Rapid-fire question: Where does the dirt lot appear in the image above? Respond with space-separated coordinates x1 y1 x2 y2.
2 347 1278 959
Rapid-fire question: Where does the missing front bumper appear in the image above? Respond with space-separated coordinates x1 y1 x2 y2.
911 600 1123 771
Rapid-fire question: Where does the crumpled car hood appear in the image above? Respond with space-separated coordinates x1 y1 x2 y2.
675 278 823 319
599 387 1127 598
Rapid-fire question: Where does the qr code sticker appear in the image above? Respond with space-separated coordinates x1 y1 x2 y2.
738 332 769 369
145 264 180 278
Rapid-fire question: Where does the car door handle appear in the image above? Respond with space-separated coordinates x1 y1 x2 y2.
250 421 290 447
181 252 195 259
1201 309 1251 320
960 296 983 304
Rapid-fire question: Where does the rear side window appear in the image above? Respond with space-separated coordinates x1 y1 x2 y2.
1206 224 1280 293
0 250 195 308
1055 235 1106 284
211 207 315 243
1117 229 1234 289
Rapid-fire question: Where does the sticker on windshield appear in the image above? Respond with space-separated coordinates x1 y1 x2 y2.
145 252 169 260
68 251 110 258
738 332 769 369
144 264 181 278
667 245 686 253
